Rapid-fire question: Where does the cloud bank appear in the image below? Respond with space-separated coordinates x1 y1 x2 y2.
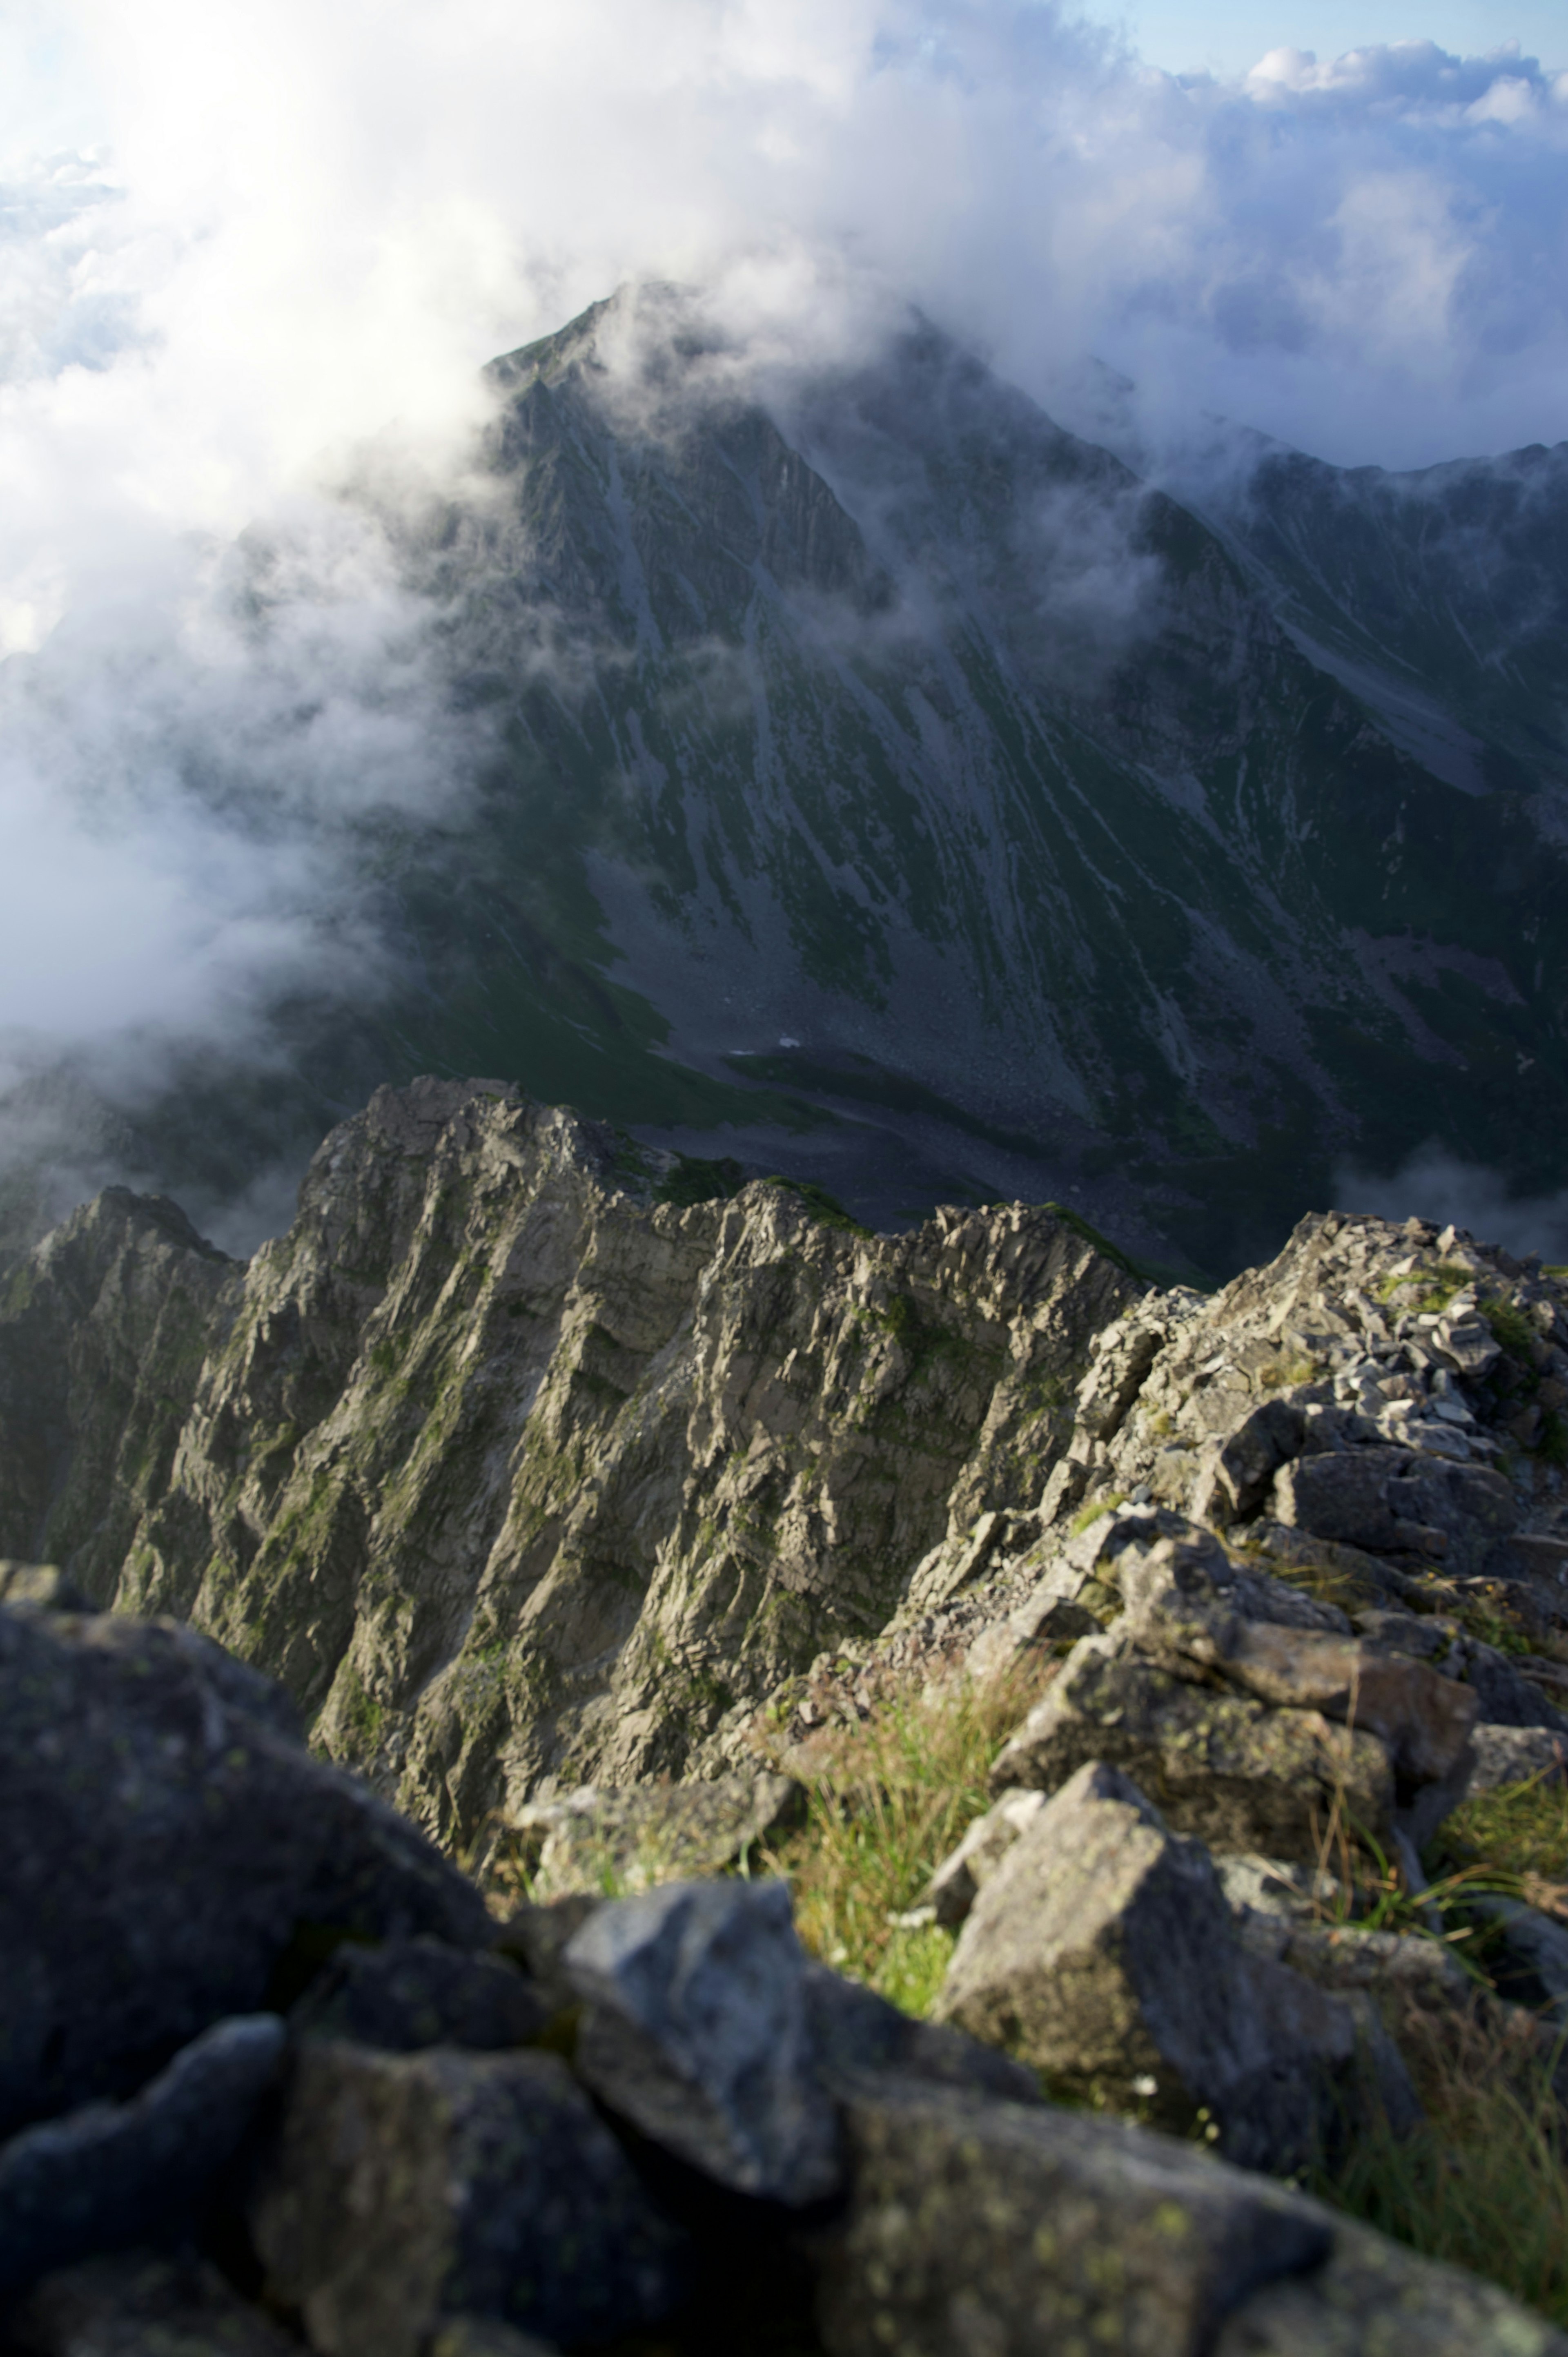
0 0 1562 1243
1336 1144 1568 1264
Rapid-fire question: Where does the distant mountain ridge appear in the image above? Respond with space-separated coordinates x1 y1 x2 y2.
4 286 1563 1278
366 287 1565 1275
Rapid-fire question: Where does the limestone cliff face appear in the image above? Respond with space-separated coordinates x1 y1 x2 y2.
0 1078 1137 1841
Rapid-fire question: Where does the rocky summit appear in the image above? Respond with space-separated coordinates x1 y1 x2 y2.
0 1075 1138 1841
5 1076 1568 2350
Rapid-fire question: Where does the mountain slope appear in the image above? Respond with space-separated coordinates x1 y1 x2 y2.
1216 437 1568 803
6 290 1564 1280
365 290 1568 1274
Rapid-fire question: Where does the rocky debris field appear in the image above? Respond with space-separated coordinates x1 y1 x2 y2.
1 1579 1564 2357
8 1082 1568 2343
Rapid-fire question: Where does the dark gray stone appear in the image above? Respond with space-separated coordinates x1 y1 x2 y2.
0 1608 489 2137
290 1937 548 2054
6 2251 300 2357
1468 1895 1568 2021
0 2018 285 2299
249 2041 684 2357
1274 1449 1423 1552
1461 1638 1568 1734
812 2073 1332 2357
564 1878 842 2204
1196 1401 1306 1523
1388 1461 1517 1554
801 1960 1040 2106
1276 1447 1519 1571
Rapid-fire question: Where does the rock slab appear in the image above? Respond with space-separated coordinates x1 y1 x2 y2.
249 2041 684 2357
564 1878 842 2203
813 2073 1331 2357
0 2018 285 2299
0 1605 488 2138
935 1762 1408 2170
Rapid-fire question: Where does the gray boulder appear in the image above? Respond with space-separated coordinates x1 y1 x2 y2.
6 2251 302 2357
504 1772 802 1901
0 1606 489 2136
934 1763 1412 2171
1468 1724 1568 1790
1190 1399 1306 1525
1467 1895 1568 2021
990 1634 1395 1861
1118 1541 1478 1788
290 1937 548 2054
1273 1446 1517 1573
249 2042 684 2357
1215 2215 1568 2356
563 1878 841 2204
0 2018 285 2299
811 2072 1332 2357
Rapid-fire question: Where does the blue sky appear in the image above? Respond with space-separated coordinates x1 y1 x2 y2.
1111 0 1565 74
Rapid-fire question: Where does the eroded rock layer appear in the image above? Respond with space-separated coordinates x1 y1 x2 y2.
0 1077 1136 1839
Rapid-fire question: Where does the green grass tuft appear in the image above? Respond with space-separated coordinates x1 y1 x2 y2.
1312 2004 1568 2326
761 1662 1051 2006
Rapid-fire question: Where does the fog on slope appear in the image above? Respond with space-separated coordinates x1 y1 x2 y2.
1336 1146 1568 1264
0 0 1563 1260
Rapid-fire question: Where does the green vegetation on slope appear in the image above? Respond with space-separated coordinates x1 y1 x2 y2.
746 1655 1568 2332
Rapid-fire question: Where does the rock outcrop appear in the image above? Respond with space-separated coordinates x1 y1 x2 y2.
932 1759 1416 2172
10 1083 1568 2345
0 1599 486 2140
2 1590 1562 2357
0 1077 1138 1840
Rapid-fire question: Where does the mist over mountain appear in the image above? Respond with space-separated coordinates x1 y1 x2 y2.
351 289 1568 1276
0 3 1564 1272
4 281 1562 1278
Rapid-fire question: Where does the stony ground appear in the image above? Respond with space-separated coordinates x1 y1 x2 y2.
7 1082 1568 2347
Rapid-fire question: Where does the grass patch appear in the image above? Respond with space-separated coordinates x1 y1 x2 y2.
1376 1262 1477 1316
1482 1295 1540 1362
761 1661 1053 2010
1432 1774 1568 1904
1312 2002 1568 2327
1068 1492 1127 1538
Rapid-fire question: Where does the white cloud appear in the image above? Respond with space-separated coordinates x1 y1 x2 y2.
1335 1144 1568 1263
0 0 1561 1240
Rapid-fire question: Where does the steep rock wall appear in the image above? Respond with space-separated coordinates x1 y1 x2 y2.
0 1078 1138 1841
